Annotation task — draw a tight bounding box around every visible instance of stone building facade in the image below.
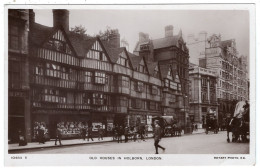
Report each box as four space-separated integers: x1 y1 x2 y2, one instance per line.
189 64 218 128
187 32 249 125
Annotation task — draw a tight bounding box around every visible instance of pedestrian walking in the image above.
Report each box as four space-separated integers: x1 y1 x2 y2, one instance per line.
112 125 118 141
140 125 146 141
145 125 149 137
87 126 94 141
133 126 138 142
98 125 103 140
154 120 165 154
81 126 87 140
195 124 198 131
55 125 62 146
124 126 129 143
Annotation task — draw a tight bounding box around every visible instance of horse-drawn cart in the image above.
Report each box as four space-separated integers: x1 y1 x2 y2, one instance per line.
227 100 249 143
205 112 218 134
152 116 181 137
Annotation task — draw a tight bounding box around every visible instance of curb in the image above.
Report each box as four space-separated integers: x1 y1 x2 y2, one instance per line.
8 136 154 152
8 131 211 152
8 139 116 153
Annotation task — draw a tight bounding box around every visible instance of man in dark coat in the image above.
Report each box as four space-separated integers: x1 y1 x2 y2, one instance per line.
124 126 129 143
154 120 165 154
55 126 62 145
38 125 45 144
81 126 87 141
98 125 103 140
117 126 123 143
18 129 27 146
87 126 94 141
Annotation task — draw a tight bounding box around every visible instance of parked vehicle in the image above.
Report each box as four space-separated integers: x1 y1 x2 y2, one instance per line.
152 116 178 137
205 113 218 134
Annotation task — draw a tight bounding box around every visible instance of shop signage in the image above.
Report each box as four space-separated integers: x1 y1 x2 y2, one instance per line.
33 110 90 115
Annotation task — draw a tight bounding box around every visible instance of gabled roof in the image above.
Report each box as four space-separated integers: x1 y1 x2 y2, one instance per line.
159 64 171 79
29 23 53 46
147 61 158 74
152 36 179 49
107 47 125 63
128 53 142 69
30 22 113 59
67 32 88 57
101 41 133 66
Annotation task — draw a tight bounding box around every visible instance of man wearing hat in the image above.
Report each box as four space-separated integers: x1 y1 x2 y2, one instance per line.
154 120 165 154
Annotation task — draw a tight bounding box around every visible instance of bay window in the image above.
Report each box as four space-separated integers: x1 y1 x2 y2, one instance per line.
93 93 107 105
121 76 129 87
95 72 107 84
135 81 144 92
151 85 158 95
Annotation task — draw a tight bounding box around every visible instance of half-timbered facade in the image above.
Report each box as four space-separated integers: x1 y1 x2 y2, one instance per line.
8 9 191 142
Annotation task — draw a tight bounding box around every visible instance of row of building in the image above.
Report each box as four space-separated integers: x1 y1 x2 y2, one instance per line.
8 9 249 143
187 32 249 128
8 9 189 142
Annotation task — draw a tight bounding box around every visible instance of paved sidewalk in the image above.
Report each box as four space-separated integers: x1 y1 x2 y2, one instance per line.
191 128 206 134
8 130 207 152
8 134 154 151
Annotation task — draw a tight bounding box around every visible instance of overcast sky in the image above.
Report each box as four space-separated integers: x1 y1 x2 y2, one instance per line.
34 9 249 58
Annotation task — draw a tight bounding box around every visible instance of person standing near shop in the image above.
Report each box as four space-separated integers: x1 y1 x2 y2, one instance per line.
38 124 45 144
98 125 103 141
55 125 62 146
154 120 165 154
124 126 129 143
87 126 94 141
117 126 123 143
81 126 87 141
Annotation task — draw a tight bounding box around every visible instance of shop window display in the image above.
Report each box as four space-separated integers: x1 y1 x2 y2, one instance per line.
57 121 88 137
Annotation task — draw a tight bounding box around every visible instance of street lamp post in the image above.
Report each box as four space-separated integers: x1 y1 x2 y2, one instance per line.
183 94 188 133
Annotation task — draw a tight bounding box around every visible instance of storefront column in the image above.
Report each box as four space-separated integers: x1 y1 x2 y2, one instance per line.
24 98 31 142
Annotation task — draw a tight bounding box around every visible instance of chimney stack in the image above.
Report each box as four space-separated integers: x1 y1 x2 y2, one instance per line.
139 32 149 43
108 29 120 48
29 9 35 23
53 9 70 32
165 25 173 37
198 31 207 41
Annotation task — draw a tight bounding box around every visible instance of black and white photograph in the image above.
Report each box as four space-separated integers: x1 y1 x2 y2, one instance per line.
4 3 256 166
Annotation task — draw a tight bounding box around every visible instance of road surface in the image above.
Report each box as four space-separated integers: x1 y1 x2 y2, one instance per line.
12 131 249 154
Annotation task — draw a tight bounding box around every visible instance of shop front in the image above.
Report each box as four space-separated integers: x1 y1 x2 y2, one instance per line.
128 110 161 132
91 112 115 137
32 109 90 141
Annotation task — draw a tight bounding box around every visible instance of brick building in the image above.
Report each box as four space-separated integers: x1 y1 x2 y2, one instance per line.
133 25 190 130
